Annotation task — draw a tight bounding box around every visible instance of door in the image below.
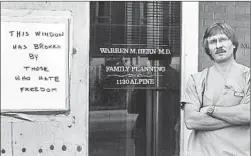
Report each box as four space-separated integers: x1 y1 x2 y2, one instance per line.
89 2 181 156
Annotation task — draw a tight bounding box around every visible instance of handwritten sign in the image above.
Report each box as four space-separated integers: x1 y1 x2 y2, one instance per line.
1 16 70 111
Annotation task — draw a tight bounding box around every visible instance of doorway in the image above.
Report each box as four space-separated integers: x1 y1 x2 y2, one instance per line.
89 2 181 156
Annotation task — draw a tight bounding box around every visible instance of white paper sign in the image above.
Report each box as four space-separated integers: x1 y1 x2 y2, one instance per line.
1 20 69 111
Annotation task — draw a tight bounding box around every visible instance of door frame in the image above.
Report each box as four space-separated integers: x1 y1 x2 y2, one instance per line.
180 2 199 156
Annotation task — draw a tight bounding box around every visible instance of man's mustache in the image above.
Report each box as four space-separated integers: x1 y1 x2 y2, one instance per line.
215 49 226 54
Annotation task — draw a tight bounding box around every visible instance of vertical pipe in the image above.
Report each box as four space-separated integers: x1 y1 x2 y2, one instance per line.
11 122 14 156
125 2 135 155
146 2 163 156
146 2 153 156
146 2 154 156
146 90 153 156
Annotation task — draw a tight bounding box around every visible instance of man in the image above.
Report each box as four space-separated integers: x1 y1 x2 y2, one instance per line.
181 22 250 156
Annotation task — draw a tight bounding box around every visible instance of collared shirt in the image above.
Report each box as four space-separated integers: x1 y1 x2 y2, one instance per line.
181 62 250 156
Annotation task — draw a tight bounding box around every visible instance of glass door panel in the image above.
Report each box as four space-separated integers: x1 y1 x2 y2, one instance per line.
89 2 181 156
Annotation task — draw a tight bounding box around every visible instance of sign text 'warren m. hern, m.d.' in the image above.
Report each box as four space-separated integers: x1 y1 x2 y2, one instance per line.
100 47 172 89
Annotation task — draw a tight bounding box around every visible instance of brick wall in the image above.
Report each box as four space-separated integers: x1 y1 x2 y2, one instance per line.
199 2 250 71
